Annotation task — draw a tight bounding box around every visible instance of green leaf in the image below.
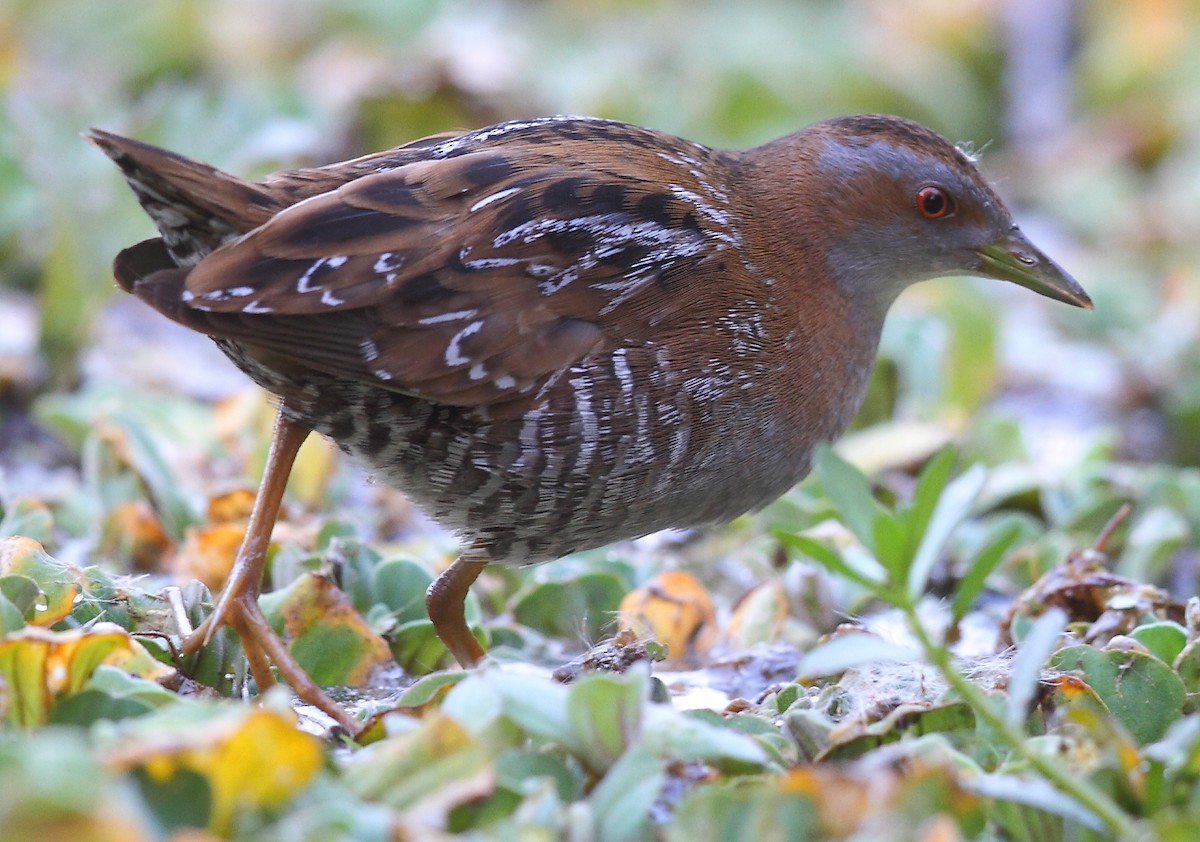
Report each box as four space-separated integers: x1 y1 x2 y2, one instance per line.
341 712 488 811
950 520 1022 624
686 710 793 767
871 512 911 582
1006 608 1067 727
0 575 40 621
0 594 24 633
905 447 957 543
774 531 883 590
49 689 155 725
815 445 892 554
1131 621 1188 666
1051 645 1186 745
483 669 575 750
589 742 664 842
643 708 770 773
327 537 384 615
907 463 986 600
512 571 626 641
395 670 468 709
969 773 1105 832
665 778 817 842
371 558 433 625
566 668 648 772
821 703 977 761
0 537 81 626
495 750 582 803
0 499 55 544
1172 640 1200 712
390 617 485 675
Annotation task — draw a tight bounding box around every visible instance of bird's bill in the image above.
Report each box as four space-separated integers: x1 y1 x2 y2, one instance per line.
975 229 1093 310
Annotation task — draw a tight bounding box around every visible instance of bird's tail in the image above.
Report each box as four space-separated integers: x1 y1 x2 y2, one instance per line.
86 129 285 274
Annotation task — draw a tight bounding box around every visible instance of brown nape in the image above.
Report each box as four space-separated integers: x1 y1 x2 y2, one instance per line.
93 113 1089 735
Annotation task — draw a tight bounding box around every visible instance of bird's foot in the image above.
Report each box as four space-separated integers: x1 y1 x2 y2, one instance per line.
180 582 362 736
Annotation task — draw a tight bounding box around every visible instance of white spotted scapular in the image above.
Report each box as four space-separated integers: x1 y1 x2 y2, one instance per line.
90 113 1090 734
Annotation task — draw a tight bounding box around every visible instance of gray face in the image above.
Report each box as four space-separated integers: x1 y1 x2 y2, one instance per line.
815 134 1018 313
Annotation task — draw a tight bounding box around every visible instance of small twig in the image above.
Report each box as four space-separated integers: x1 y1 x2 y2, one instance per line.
164 585 193 638
1093 502 1132 554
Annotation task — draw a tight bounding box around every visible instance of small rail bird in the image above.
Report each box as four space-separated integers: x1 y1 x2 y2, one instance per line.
90 114 1091 733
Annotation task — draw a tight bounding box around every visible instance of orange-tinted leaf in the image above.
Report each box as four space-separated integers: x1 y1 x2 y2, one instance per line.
205 489 256 524
262 572 395 686
0 536 82 626
618 571 715 664
176 523 246 592
102 500 174 572
0 623 171 726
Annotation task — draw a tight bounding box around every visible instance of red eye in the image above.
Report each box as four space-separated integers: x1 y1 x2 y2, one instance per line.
915 185 954 219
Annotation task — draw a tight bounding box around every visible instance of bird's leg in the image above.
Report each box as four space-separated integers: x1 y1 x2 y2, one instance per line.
426 551 488 666
180 406 359 734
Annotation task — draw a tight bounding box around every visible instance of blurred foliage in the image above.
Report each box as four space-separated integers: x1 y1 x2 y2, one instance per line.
4 0 1200 839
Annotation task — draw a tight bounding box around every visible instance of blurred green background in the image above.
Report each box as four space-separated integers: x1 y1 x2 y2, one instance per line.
1 0 1199 463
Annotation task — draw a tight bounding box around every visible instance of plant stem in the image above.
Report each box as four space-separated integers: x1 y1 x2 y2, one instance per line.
902 602 1136 837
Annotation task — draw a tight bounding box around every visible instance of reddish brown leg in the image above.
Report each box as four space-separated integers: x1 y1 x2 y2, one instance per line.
426 553 488 666
180 406 359 735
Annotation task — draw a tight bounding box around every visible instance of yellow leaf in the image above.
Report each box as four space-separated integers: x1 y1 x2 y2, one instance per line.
204 708 324 834
618 571 716 664
0 536 83 626
0 623 167 726
109 706 323 836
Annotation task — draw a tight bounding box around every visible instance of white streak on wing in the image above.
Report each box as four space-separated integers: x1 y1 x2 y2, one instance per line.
374 252 403 273
445 320 484 366
525 263 558 278
461 254 523 270
468 362 488 381
495 374 517 390
296 258 326 293
430 115 594 157
242 299 273 314
469 187 520 212
321 289 345 307
668 185 737 242
296 255 348 294
418 308 478 325
203 285 254 301
490 213 707 301
361 338 380 362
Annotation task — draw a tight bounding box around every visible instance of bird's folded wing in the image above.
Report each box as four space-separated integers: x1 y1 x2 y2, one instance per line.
153 145 736 406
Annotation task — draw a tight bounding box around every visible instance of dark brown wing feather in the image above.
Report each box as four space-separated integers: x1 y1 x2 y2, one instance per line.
100 118 742 407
